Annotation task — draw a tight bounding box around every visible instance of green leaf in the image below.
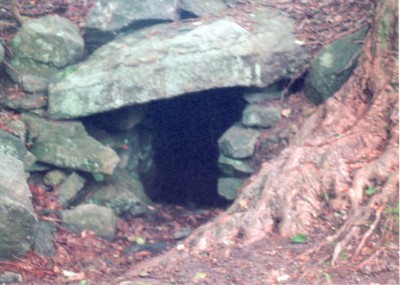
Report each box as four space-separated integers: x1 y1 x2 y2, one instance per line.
323 192 329 202
384 207 393 214
322 272 331 283
395 202 400 215
365 186 377 196
193 272 207 280
135 236 146 245
290 233 307 243
339 251 348 261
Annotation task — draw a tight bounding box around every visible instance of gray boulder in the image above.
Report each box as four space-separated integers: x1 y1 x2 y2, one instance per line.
304 27 368 104
85 123 157 198
0 272 22 283
217 177 244 200
0 153 36 260
218 154 255 177
84 0 177 52
22 114 120 174
242 104 281 128
48 6 307 118
180 0 228 17
6 15 84 93
43 169 68 187
58 172 86 207
1 121 37 171
0 129 27 161
82 169 150 216
33 221 56 257
0 153 33 211
62 204 118 241
0 125 36 171
218 125 260 159
0 118 26 143
2 93 47 111
243 83 283 104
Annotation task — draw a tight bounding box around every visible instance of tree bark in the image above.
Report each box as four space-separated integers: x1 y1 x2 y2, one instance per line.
10 0 24 26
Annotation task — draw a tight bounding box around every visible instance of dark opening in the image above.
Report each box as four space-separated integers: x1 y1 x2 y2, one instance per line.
146 88 246 207
288 77 305 94
178 9 199 20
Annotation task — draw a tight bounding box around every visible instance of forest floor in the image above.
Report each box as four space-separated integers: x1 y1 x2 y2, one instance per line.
0 1 398 284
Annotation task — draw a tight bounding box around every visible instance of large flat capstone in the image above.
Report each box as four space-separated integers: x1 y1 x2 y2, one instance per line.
48 6 307 119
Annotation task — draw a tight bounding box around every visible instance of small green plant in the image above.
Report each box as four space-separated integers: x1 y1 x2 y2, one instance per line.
290 233 307 243
323 192 329 202
339 250 348 261
384 207 393 214
193 272 207 281
395 202 400 215
365 185 377 195
383 202 400 234
384 202 400 215
322 272 331 283
334 210 347 219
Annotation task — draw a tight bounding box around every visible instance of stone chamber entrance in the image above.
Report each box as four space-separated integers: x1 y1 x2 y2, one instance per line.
145 88 247 207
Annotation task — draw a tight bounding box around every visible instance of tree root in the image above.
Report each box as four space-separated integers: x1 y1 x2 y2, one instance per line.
355 247 385 271
293 182 397 268
354 205 383 257
121 2 398 281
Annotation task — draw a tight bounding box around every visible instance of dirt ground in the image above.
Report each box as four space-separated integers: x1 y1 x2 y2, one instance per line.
0 1 398 284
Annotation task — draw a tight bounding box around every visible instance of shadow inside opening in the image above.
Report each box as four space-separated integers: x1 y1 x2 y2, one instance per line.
147 88 246 207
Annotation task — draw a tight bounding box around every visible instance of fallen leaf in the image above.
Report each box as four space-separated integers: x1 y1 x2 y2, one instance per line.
277 274 290 282
281 109 292 118
297 255 311 261
290 233 307 243
62 270 86 281
135 236 146 245
295 40 305 45
238 199 248 209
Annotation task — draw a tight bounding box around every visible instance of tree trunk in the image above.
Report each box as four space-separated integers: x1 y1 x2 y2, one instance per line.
186 0 398 257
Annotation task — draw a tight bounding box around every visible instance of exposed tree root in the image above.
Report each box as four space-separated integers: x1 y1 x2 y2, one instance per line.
120 1 398 281
355 247 385 271
185 63 398 254
294 202 387 267
183 0 399 270
354 205 383 257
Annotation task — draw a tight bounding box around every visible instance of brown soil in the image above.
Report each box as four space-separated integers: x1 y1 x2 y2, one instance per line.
0 1 398 285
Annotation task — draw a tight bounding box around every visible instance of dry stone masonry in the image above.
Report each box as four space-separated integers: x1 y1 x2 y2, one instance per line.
6 15 84 93
0 0 364 260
